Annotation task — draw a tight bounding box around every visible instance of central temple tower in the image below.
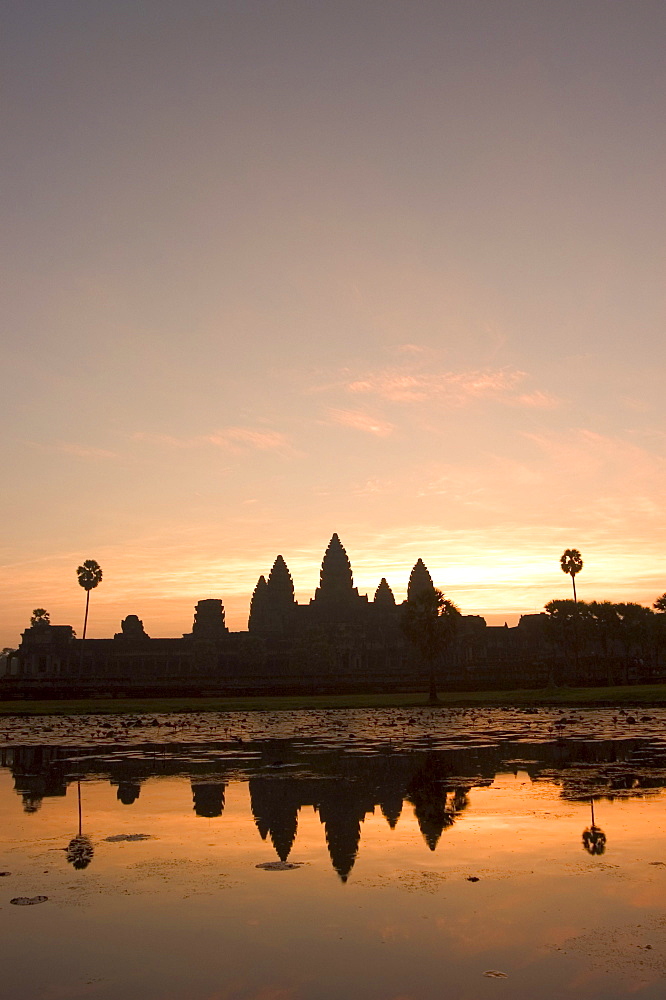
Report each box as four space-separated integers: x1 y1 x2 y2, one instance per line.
313 533 358 603
309 533 368 623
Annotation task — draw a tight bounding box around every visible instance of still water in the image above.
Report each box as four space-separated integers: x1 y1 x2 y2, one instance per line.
2 707 666 1000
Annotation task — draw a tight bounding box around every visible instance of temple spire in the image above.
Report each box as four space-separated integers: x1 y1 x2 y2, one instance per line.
248 575 268 631
266 555 295 605
249 556 296 634
373 578 395 607
407 559 435 603
317 533 355 599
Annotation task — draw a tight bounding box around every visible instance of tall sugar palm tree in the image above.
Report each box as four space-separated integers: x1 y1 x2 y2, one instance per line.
560 550 583 679
560 549 583 603
77 560 103 640
582 798 606 856
66 780 94 870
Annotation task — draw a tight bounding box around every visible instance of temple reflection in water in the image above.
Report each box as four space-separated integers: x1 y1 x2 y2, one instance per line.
3 729 663 881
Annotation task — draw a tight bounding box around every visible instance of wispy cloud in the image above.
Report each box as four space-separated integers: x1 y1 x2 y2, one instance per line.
346 366 559 408
27 441 118 460
525 428 666 484
131 432 193 449
204 427 292 453
57 442 118 460
511 390 559 408
328 409 394 437
133 426 295 455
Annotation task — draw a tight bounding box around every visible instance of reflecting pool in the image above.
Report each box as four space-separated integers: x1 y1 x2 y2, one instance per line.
2 707 666 999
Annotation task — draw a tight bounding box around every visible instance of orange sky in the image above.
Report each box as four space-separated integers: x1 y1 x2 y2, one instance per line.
2 1 665 646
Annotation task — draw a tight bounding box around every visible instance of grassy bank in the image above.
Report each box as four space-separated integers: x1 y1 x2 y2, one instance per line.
2 683 666 715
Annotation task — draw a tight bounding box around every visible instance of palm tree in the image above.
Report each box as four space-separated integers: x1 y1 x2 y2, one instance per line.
560 549 583 603
559 550 583 680
30 608 50 627
66 781 94 869
77 560 103 640
582 798 606 856
653 594 666 670
401 588 461 703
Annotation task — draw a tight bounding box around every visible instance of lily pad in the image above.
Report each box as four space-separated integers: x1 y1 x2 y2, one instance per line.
10 896 48 905
103 834 153 842
483 970 508 978
255 861 304 871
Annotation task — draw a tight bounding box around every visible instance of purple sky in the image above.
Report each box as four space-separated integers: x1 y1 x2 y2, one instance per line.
2 1 665 644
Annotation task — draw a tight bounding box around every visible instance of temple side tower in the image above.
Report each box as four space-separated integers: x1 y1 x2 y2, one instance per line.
248 575 269 632
189 599 228 639
267 555 296 605
407 559 436 603
249 556 297 634
373 578 396 607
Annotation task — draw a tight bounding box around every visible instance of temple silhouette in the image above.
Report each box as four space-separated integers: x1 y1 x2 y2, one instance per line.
2 533 661 697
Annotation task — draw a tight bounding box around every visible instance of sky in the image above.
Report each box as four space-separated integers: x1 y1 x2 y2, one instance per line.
2 0 665 646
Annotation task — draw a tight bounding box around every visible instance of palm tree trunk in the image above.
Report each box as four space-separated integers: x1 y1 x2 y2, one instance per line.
428 659 439 704
82 590 90 640
571 573 580 680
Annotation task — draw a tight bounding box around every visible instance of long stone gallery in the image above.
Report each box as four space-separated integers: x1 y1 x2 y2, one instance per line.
2 535 659 698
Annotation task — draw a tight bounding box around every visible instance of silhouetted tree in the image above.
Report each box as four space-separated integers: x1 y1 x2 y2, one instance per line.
588 600 621 685
544 599 585 681
66 780 94 869
615 602 654 683
30 608 50 627
654 594 666 613
560 549 583 603
653 594 666 669
559 550 583 677
402 588 461 703
77 560 103 640
582 799 606 855
66 833 94 869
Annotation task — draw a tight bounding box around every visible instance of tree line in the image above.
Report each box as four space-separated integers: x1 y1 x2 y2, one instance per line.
400 547 666 697
544 597 666 685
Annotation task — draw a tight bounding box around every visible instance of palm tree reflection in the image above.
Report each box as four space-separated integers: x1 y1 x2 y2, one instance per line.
66 780 94 869
582 798 606 855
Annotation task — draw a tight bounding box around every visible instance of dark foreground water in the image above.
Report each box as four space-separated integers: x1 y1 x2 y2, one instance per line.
2 707 666 1000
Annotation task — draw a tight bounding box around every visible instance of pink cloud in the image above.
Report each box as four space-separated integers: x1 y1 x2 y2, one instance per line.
132 432 193 448
511 390 560 408
328 408 394 437
27 440 118 460
57 442 118 459
204 427 292 453
133 427 294 454
346 366 556 408
524 428 666 486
